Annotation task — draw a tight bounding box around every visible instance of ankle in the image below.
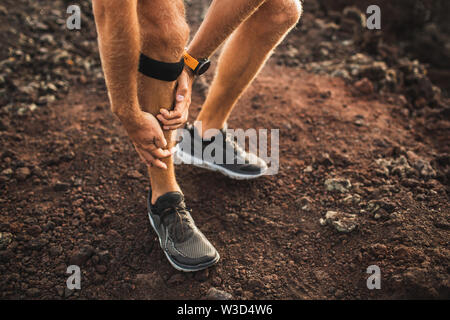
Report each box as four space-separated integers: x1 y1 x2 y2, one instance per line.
194 120 226 139
151 185 181 205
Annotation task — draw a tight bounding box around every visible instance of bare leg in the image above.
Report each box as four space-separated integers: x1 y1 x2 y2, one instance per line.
195 0 302 136
137 0 189 203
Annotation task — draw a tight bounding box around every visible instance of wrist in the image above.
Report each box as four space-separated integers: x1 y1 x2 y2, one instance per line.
184 65 194 76
112 103 143 130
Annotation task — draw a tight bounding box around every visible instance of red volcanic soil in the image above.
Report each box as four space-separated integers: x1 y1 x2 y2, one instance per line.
0 0 448 299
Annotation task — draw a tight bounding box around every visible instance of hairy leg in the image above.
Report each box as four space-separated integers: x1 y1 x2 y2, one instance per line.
137 0 189 203
196 0 302 136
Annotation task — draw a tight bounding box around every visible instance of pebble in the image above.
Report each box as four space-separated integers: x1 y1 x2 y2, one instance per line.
194 269 209 282
15 167 31 181
224 213 239 222
95 265 107 274
0 232 13 250
206 287 233 300
167 273 185 285
69 246 95 266
54 181 70 191
324 178 352 193
321 211 358 233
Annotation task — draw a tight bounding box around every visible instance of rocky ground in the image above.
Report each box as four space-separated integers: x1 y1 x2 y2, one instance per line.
0 0 449 299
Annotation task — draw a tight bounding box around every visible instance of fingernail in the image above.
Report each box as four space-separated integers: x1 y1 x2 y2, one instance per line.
176 95 184 101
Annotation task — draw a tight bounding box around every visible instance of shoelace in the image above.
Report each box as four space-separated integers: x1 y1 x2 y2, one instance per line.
160 205 194 242
222 130 248 161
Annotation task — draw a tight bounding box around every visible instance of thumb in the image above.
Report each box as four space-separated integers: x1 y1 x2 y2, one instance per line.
154 128 168 149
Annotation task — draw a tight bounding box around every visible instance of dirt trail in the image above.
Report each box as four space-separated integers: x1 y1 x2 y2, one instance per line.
0 0 449 299
1 60 449 299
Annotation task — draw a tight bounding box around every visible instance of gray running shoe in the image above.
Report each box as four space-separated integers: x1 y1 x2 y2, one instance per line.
147 190 220 272
175 123 268 180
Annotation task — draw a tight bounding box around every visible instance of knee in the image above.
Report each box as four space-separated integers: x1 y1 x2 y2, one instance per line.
93 0 133 25
139 3 189 59
92 0 107 24
263 0 303 31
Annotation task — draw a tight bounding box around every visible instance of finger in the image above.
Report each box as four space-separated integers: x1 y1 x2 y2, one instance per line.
163 124 184 131
160 108 182 120
147 147 173 159
134 146 148 163
157 114 184 126
174 87 190 112
135 147 162 169
139 148 168 170
175 74 189 101
153 130 168 149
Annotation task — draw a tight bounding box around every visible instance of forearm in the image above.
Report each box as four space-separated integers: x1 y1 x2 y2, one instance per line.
187 0 266 58
93 1 142 125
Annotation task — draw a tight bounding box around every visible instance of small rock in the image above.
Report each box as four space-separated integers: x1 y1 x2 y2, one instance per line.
358 62 387 81
335 289 345 299
49 246 61 257
317 153 333 166
15 167 31 181
0 232 13 250
368 243 388 257
1 168 13 178
69 246 95 266
101 214 112 225
224 213 238 222
324 178 352 193
27 288 40 297
297 196 312 211
341 194 361 205
194 269 209 282
167 273 185 285
321 211 358 233
248 278 265 290
394 245 412 259
95 265 107 274
0 5 8 15
135 272 163 289
401 178 420 188
26 225 42 237
406 151 436 178
314 270 330 281
354 78 374 95
353 115 365 126
64 288 75 298
206 287 233 300
376 156 415 178
54 181 70 192
90 217 101 228
56 286 65 297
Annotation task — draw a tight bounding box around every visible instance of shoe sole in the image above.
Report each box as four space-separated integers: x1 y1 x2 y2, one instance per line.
147 202 220 272
174 148 268 180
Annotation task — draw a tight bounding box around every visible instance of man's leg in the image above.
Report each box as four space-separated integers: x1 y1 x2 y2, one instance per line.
137 0 189 204
196 0 303 135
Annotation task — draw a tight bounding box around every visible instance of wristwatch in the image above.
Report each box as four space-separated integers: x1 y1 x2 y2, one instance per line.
183 51 211 76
